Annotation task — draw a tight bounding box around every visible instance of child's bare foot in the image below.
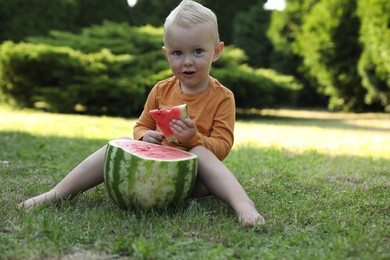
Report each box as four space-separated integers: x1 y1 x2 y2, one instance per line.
235 199 266 227
18 190 57 211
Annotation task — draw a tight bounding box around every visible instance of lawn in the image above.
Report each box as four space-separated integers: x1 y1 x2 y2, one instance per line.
1 106 389 259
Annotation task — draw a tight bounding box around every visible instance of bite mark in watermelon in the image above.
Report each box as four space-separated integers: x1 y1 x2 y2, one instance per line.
104 139 197 210
149 104 188 143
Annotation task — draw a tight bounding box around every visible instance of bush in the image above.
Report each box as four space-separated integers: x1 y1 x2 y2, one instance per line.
27 22 168 93
0 42 146 117
27 22 164 55
212 47 302 109
0 23 303 116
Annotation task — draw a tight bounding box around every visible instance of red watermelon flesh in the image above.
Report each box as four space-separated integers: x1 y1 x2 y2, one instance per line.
149 104 188 143
116 140 190 160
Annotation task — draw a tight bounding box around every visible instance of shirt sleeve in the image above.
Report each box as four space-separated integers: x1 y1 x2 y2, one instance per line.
181 91 235 161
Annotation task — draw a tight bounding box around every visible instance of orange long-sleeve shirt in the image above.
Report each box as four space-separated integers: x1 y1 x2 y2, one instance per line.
133 76 235 161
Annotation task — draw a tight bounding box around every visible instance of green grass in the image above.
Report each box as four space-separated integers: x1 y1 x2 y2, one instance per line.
1 106 389 259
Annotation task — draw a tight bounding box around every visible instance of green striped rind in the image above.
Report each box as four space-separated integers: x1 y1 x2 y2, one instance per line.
177 104 188 118
104 139 198 210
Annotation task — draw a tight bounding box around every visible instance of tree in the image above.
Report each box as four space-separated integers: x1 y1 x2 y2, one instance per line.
267 0 326 107
130 0 180 27
232 0 273 68
0 0 132 42
295 0 366 111
0 0 79 41
357 0 390 111
76 0 131 28
267 0 315 76
203 0 255 44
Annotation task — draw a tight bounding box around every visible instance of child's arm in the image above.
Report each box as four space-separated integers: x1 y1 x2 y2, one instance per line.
177 94 235 161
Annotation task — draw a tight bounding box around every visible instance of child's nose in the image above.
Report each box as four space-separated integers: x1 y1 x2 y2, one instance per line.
183 55 193 66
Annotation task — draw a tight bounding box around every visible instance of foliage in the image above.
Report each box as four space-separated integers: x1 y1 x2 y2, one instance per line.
212 47 302 109
230 1 304 107
130 0 180 27
26 22 160 55
131 0 256 44
268 0 389 112
0 0 131 42
0 23 168 117
26 22 168 85
267 0 326 107
75 0 131 28
1 107 389 259
0 41 146 116
1 0 388 112
267 0 315 77
295 0 365 111
0 0 78 42
357 0 390 111
232 0 273 68
204 0 255 44
0 0 256 45
0 22 302 116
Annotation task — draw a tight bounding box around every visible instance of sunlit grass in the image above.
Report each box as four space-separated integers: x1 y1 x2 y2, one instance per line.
1 106 389 259
235 109 390 159
0 106 136 140
2 106 389 159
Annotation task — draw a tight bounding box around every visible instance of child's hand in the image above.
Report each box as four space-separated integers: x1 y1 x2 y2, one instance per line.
142 130 165 144
170 118 197 144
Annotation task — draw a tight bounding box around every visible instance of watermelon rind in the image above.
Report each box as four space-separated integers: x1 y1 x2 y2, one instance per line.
175 104 188 118
104 139 198 210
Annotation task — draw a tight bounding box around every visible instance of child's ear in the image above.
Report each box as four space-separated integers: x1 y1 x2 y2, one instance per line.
162 46 168 59
213 41 224 62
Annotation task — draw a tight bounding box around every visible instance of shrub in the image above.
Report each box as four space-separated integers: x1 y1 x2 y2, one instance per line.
27 22 164 55
0 23 303 116
0 42 146 117
212 47 302 109
27 22 168 95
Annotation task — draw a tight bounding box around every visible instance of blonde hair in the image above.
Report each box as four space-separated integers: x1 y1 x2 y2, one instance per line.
164 0 220 44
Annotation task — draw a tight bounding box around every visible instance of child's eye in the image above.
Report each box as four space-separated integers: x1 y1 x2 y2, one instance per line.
172 51 182 56
193 49 204 56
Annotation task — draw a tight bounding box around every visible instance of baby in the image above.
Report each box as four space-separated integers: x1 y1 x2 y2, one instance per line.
20 0 266 227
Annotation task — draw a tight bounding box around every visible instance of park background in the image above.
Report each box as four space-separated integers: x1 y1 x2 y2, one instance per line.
0 0 389 259
0 0 388 115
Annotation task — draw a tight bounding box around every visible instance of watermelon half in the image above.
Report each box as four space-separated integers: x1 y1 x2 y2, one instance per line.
149 104 188 143
104 139 198 210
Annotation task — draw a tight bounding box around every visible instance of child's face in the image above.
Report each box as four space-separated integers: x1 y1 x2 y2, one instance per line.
162 22 224 93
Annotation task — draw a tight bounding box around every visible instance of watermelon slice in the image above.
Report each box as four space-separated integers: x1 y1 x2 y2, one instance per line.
149 104 188 143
